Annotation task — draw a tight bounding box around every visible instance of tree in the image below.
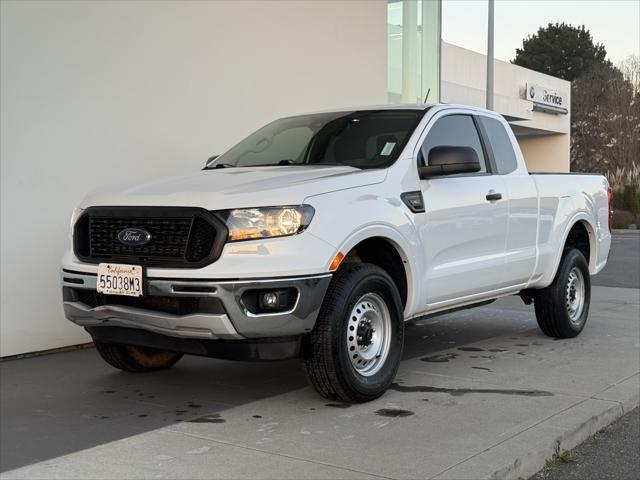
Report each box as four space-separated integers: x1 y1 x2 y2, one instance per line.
512 24 638 176
512 23 607 81
571 57 639 173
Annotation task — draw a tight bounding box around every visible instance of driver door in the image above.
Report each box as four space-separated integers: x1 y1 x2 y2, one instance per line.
416 113 509 307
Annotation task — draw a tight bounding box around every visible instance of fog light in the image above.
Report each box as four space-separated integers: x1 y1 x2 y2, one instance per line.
262 292 280 308
241 288 298 315
259 290 289 311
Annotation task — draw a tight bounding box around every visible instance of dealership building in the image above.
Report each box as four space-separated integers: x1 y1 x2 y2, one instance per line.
1 0 571 356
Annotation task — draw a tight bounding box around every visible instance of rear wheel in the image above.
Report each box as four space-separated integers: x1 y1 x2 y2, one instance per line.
303 263 404 403
534 248 591 338
94 341 183 372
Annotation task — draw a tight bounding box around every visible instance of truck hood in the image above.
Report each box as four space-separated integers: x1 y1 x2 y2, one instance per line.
80 165 386 210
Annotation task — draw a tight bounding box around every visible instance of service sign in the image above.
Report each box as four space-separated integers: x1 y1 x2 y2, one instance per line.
526 83 568 114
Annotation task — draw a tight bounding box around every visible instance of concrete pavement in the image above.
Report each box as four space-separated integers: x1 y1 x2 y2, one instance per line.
2 285 638 479
0 295 544 472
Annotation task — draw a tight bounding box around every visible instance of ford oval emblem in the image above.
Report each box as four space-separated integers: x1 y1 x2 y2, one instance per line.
117 228 152 246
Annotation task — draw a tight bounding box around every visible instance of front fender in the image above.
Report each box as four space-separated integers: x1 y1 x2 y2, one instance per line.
304 184 424 316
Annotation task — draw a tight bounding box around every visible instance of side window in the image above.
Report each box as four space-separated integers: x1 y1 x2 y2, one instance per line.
420 115 487 173
478 116 518 174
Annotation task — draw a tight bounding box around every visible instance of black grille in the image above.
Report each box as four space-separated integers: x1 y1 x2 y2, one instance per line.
186 217 218 262
74 207 227 268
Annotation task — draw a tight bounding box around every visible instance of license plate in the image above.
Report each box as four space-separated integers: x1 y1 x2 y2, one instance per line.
97 263 143 297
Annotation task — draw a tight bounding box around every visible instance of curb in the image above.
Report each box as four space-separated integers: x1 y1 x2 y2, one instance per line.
435 374 640 480
443 374 640 480
0 343 94 362
501 391 638 480
612 229 640 234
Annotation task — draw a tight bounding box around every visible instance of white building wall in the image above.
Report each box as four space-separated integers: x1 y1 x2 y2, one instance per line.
0 1 388 356
518 134 570 172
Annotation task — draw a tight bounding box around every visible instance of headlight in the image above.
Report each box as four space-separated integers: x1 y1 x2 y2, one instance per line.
69 207 84 235
217 205 315 242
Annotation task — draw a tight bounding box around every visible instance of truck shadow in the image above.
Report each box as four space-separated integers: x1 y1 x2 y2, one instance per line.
1 298 539 472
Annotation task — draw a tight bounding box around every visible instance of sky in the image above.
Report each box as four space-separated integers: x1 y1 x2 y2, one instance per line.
441 0 639 65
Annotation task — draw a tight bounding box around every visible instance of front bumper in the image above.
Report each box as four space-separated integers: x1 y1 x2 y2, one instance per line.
61 270 332 340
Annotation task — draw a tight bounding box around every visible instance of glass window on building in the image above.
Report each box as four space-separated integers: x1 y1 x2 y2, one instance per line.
388 0 441 104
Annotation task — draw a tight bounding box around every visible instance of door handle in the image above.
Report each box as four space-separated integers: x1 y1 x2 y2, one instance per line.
486 191 502 201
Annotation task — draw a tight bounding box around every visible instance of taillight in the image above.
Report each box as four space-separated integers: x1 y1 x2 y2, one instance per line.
607 187 613 232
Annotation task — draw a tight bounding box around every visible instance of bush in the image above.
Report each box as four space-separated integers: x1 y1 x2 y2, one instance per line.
622 185 640 214
612 210 634 229
612 188 626 210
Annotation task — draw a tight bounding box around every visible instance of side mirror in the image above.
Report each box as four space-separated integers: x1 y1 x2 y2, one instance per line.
204 155 219 169
418 146 481 179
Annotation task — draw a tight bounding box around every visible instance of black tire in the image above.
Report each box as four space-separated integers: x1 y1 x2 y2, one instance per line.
303 263 404 403
94 341 183 372
534 248 591 338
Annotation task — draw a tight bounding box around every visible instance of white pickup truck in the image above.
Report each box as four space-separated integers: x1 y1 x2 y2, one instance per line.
62 104 612 402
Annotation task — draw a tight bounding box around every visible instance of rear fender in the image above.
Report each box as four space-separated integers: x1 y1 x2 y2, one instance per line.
539 214 597 288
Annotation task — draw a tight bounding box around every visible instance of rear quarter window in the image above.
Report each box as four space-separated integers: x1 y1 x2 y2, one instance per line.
479 116 518 174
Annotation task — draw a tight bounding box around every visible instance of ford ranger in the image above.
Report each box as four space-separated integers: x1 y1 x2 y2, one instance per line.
61 104 612 402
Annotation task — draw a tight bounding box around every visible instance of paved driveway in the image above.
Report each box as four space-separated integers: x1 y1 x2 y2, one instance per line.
1 299 539 472
1 233 638 478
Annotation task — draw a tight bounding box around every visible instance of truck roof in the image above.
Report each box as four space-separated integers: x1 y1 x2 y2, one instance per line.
307 103 500 116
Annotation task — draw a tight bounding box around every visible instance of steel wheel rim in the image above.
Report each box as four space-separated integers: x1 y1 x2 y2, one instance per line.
566 267 585 326
346 293 392 377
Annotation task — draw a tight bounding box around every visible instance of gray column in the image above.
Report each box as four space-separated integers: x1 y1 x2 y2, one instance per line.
421 0 441 103
401 0 418 103
486 0 494 110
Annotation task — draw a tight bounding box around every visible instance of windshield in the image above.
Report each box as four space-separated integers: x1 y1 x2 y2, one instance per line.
209 109 426 170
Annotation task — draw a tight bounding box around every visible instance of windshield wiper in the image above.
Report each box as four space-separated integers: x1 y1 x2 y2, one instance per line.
248 160 298 167
205 162 236 170
305 162 361 169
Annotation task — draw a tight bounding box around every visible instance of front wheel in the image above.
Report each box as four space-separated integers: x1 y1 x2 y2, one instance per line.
534 248 591 338
303 263 404 403
94 341 183 372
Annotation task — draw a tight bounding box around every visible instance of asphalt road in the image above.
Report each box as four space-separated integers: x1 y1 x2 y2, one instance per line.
530 407 640 480
592 232 640 289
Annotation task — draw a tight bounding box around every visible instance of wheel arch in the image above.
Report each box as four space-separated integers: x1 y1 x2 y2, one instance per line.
564 220 595 267
548 216 598 284
335 226 417 315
